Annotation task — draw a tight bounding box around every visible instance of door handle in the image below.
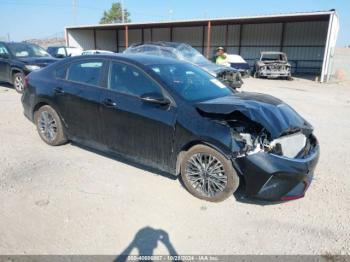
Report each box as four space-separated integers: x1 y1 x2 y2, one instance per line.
102 98 117 108
54 87 65 94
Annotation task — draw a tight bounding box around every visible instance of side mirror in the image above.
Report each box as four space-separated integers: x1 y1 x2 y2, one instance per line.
55 54 65 58
141 92 171 106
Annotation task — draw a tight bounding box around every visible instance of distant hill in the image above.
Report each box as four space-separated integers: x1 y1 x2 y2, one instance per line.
24 37 66 49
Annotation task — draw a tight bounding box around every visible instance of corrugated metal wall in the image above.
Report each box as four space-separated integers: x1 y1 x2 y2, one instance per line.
240 23 283 65
152 28 171 42
173 26 203 53
96 30 117 52
68 19 329 75
68 29 95 50
203 25 240 57
117 29 126 52
282 21 328 73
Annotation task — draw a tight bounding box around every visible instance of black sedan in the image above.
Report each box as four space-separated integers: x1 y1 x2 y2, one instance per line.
21 54 319 202
0 41 57 93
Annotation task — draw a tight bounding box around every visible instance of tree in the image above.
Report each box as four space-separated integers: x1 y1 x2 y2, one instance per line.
99 2 131 24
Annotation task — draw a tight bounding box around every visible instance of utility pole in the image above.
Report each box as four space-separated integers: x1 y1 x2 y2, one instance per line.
7 33 10 42
72 0 77 25
121 0 125 23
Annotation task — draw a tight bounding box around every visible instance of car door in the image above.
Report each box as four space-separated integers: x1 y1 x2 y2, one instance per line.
53 59 106 145
0 43 11 83
99 60 177 170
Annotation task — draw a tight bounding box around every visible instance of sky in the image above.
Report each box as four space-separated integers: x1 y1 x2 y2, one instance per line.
0 0 349 46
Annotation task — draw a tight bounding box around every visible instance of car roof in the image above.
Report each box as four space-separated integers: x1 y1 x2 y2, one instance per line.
129 41 187 49
0 41 20 45
260 51 286 55
62 53 184 66
83 50 114 52
1 41 38 46
47 46 66 48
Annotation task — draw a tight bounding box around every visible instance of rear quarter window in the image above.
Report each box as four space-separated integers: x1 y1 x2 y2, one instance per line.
55 66 67 79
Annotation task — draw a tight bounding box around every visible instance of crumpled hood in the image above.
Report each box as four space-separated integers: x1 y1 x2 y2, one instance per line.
196 92 313 139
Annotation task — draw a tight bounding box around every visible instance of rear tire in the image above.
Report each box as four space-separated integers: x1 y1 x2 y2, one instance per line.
13 72 25 94
34 105 67 146
180 145 239 202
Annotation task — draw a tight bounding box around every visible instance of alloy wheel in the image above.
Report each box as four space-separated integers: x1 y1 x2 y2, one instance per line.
14 75 24 92
38 111 58 142
185 153 228 197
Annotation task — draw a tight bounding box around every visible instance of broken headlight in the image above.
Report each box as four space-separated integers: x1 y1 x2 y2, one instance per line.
232 128 308 159
268 133 307 158
231 131 262 156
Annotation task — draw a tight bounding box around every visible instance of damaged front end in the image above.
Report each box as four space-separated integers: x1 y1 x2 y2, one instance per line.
196 92 320 201
216 69 243 89
258 63 291 78
198 61 243 89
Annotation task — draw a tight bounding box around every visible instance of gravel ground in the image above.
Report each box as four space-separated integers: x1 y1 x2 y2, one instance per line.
0 77 349 256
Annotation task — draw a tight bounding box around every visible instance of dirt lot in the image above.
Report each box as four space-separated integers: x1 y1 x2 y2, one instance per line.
0 77 349 256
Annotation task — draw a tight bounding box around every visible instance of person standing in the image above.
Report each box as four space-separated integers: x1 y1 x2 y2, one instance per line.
215 47 230 66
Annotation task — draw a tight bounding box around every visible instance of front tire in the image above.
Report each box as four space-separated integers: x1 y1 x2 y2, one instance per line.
180 145 240 202
34 105 67 146
13 72 25 94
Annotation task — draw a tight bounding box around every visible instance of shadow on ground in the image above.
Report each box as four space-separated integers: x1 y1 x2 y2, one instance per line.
72 142 284 206
114 226 180 262
0 82 14 90
71 142 178 181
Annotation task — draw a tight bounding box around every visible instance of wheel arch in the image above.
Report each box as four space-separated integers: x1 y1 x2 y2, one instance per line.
32 99 67 128
175 140 232 176
10 68 24 84
32 101 49 119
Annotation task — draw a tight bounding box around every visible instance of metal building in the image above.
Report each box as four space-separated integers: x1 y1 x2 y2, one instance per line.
65 10 339 82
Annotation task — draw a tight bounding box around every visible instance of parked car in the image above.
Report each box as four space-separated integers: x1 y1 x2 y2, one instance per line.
124 42 243 89
226 54 251 78
47 46 82 58
254 51 292 79
22 54 319 202
0 41 57 93
82 50 114 55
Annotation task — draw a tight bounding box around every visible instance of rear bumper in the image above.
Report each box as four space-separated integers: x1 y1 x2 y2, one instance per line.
234 141 320 201
21 89 35 122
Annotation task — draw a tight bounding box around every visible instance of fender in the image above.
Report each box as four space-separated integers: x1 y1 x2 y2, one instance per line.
174 139 234 176
32 96 68 130
10 67 24 83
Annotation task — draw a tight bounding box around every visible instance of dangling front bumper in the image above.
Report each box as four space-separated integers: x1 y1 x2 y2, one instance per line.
234 135 320 201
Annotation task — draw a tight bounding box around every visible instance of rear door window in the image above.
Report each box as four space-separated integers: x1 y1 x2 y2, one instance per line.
67 60 104 86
